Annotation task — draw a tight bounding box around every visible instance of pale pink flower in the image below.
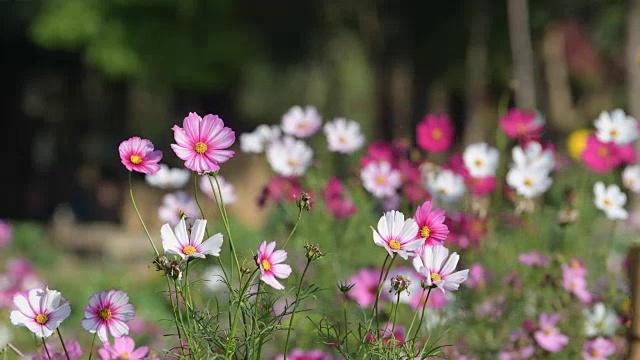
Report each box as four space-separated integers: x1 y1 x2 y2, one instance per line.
118 137 163 174
533 313 568 353
171 112 235 173
161 218 223 260
158 191 200 227
413 201 449 247
412 245 469 293
465 263 486 289
10 286 71 338
81 290 135 342
34 340 83 360
323 117 365 153
361 161 402 199
518 252 550 267
256 241 292 290
98 336 148 360
346 268 380 308
582 337 616 360
372 211 420 259
281 105 322 138
562 263 592 303
199 175 237 205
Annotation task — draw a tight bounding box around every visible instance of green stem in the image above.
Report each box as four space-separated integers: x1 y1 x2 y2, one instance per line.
174 279 194 357
405 288 426 338
282 208 303 248
226 270 259 359
390 292 401 339
208 175 241 278
251 281 262 360
41 338 51 360
165 275 185 356
283 260 312 358
55 329 70 360
87 333 96 360
343 297 349 354
128 173 160 256
7 344 26 358
413 287 433 339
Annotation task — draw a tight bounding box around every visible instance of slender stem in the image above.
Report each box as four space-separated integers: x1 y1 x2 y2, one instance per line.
343 297 349 354
41 338 51 360
128 173 159 256
374 255 396 338
413 287 433 339
282 208 303 248
165 275 185 356
173 279 194 357
7 343 25 358
87 333 96 360
250 281 262 360
208 175 241 278
226 270 259 359
283 260 312 358
405 288 426 337
390 292 401 338
55 329 70 360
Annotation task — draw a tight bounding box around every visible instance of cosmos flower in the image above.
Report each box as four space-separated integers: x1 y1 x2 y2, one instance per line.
416 114 454 153
199 175 237 205
161 218 223 260
594 109 638 145
81 290 135 342
361 161 402 199
428 169 466 203
118 137 163 174
582 337 616 360
463 142 500 178
266 136 314 177
533 313 569 353
583 303 619 337
413 201 449 246
98 336 148 360
412 245 469 293
622 165 640 193
499 108 545 139
281 105 322 138
581 135 621 174
256 241 292 290
10 286 71 338
145 164 190 190
506 165 553 199
158 191 200 227
323 117 365 153
593 182 628 220
240 124 281 153
372 211 421 259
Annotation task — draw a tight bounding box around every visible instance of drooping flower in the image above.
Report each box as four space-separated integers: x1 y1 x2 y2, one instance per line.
323 117 365 153
266 136 314 177
158 191 200 227
622 165 640 193
33 340 83 360
361 161 402 199
199 175 237 205
593 182 628 220
581 135 621 173
413 201 449 246
412 245 469 293
10 286 71 338
81 290 135 342
583 303 619 337
463 142 500 178
533 313 569 353
118 137 163 174
372 211 421 259
594 109 639 145
256 241 292 290
239 124 281 153
428 169 466 203
145 164 190 190
416 114 454 153
281 105 322 138
98 336 148 360
582 337 617 360
161 218 223 260
171 112 235 173
499 109 545 139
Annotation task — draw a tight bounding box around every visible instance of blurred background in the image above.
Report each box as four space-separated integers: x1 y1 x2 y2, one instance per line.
1 0 638 224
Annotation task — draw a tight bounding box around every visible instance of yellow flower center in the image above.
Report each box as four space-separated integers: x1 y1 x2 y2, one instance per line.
120 353 130 359
524 178 533 187
610 129 619 138
183 246 197 255
99 308 112 321
261 259 271 271
432 128 442 140
430 273 441 282
376 175 387 185
420 226 431 238
598 146 609 157
194 142 208 154
388 239 401 250
474 159 483 167
338 135 347 144
287 158 299 167
603 199 612 208
35 313 48 324
297 122 308 130
129 154 142 165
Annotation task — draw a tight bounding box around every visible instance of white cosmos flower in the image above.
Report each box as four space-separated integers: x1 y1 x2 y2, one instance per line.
158 191 200 227
594 109 639 145
506 165 553 198
360 161 401 199
199 175 237 205
240 124 281 153
372 210 421 260
428 169 466 203
323 118 365 153
281 105 322 138
145 164 190 190
622 165 640 193
161 218 223 260
512 142 555 173
463 142 500 178
593 182 628 220
266 136 314 177
412 245 469 293
583 302 619 337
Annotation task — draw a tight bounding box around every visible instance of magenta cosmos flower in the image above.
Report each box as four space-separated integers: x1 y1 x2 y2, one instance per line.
412 245 469 293
346 267 380 308
256 241 292 290
10 286 71 338
413 201 449 247
499 108 544 139
98 336 148 360
161 218 223 260
416 114 454 153
580 135 621 173
533 313 568 353
81 290 135 342
118 137 163 174
171 112 235 173
372 210 421 259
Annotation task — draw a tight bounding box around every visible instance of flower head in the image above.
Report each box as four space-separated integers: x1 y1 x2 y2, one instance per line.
145 164 190 190
623 165 640 193
499 109 545 139
533 313 569 353
158 191 200 227
33 340 83 360
428 169 466 203
412 245 469 293
346 268 380 308
413 201 449 246
582 337 616 360
581 135 621 173
506 165 553 199
161 218 223 260
281 105 322 138
240 124 281 153
583 303 619 337
10 286 71 338
361 161 402 199
118 137 163 174
463 142 500 178
82 290 135 342
594 109 638 145
171 112 235 173
324 117 365 153
256 241 292 290
593 182 628 220
98 336 148 360
416 114 454 153
266 136 314 177
372 211 421 259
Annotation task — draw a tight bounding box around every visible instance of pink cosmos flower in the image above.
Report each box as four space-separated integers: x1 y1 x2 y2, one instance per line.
275 349 333 360
367 322 405 347
361 161 402 199
0 258 43 307
256 241 292 290
465 263 486 289
533 313 568 353
281 105 322 138
372 211 421 259
118 137 162 174
0 220 12 248
171 112 235 173
582 337 616 360
322 177 356 219
34 340 83 360
617 142 637 164
10 286 71 338
412 245 469 293
466 176 497 197
413 201 449 247
346 268 380 308
161 218 223 260
416 114 454 153
158 191 200 227
98 336 148 360
499 109 544 139
258 176 301 207
581 135 621 173
360 140 405 167
499 329 535 360
81 290 135 342
562 263 592 303
518 252 550 267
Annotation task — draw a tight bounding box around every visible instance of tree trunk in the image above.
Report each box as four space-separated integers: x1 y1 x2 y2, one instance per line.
508 0 537 110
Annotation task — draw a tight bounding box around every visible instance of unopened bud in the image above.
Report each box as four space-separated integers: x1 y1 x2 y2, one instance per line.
337 281 355 294
390 275 411 295
305 244 324 261
296 192 313 211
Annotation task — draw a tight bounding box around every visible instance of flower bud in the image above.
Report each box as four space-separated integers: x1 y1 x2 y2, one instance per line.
390 275 411 295
305 244 324 261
